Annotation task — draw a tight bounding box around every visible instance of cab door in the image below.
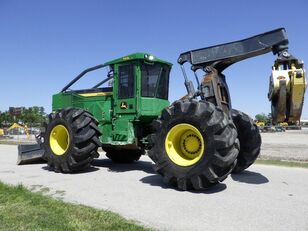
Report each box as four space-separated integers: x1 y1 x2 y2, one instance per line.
112 63 138 143
114 63 137 114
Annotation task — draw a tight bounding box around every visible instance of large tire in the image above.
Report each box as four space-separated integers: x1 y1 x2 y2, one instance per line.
231 109 261 173
44 108 101 172
103 147 142 163
148 100 239 190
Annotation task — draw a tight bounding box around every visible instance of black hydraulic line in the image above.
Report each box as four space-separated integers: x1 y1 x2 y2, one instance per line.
180 65 189 82
178 28 289 72
181 65 195 96
193 72 200 90
61 64 106 92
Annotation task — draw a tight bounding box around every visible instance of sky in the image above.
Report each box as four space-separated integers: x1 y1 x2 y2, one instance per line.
0 0 307 119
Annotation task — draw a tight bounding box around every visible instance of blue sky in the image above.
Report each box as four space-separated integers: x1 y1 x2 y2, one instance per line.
0 0 307 119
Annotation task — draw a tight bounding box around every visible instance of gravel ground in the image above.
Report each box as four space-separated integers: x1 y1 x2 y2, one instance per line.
0 134 36 144
259 129 308 161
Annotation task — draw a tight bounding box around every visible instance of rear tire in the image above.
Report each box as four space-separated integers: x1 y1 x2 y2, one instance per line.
44 108 101 172
231 109 261 173
103 147 142 163
148 100 239 190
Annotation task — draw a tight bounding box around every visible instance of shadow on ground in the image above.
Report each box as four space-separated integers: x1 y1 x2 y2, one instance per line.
42 166 100 174
41 158 154 175
92 158 155 174
231 170 269 184
94 158 227 193
41 158 266 193
140 174 227 194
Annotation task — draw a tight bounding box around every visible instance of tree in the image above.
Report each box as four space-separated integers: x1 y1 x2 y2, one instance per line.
0 111 14 126
266 113 272 125
20 106 46 127
255 113 268 122
0 106 46 127
255 113 272 125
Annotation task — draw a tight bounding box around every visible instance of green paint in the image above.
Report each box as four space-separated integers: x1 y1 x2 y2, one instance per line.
104 52 172 66
52 53 171 150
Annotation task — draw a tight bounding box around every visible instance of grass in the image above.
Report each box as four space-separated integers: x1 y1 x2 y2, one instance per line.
0 140 34 145
0 182 152 231
256 159 308 169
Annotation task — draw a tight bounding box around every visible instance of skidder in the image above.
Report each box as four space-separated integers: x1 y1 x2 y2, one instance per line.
18 28 306 190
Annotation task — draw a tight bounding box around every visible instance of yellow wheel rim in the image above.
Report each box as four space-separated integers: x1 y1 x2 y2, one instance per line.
49 125 70 156
165 123 205 167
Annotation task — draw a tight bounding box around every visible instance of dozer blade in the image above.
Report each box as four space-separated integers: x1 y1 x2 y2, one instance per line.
17 143 46 165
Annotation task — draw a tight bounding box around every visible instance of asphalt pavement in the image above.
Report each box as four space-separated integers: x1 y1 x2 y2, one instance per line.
0 144 307 231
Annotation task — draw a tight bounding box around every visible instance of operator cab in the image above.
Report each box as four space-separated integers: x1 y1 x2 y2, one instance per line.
61 53 171 101
104 53 172 120
105 53 172 100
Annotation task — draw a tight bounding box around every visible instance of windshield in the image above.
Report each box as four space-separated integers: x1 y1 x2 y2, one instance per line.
141 63 170 100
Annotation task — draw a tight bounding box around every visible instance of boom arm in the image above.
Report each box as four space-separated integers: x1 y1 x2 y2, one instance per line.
178 28 288 72
177 28 306 124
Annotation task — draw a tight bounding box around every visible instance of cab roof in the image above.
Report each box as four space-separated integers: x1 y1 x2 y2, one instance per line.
104 52 172 66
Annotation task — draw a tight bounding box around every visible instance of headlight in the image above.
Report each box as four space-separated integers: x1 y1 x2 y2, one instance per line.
145 54 155 61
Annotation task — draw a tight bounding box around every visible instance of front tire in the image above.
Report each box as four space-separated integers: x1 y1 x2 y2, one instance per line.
44 108 101 172
231 109 261 173
148 100 239 190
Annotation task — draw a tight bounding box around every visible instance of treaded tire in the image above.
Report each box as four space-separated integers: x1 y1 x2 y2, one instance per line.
103 147 142 163
44 108 101 172
148 100 239 190
231 109 261 173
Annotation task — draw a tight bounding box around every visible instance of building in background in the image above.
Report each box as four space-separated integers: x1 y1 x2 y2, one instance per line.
9 107 25 116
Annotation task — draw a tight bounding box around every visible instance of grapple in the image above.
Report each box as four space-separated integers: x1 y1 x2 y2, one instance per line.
268 53 307 124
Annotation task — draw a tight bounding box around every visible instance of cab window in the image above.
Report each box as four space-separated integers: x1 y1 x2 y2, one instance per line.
118 65 134 99
141 63 170 99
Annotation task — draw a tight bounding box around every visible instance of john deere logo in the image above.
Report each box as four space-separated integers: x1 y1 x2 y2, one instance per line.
120 102 128 109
